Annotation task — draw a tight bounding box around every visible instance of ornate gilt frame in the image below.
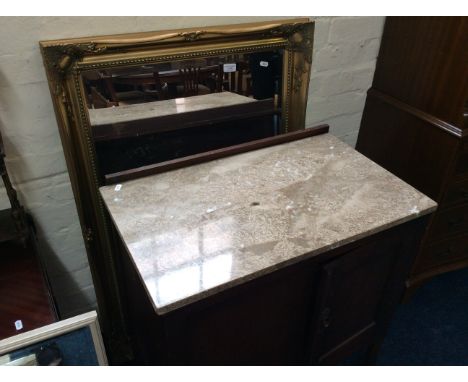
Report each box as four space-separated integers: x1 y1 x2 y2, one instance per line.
40 18 314 361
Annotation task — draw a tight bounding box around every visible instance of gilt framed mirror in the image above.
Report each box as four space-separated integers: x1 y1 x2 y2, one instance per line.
40 18 314 361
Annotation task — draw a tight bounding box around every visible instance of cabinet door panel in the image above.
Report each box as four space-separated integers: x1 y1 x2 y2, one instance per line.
309 240 398 364
164 261 318 365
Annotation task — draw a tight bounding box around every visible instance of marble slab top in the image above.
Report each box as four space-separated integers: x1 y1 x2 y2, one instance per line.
100 133 437 315
88 92 256 126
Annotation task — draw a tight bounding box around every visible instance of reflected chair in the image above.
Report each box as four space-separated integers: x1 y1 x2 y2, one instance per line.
101 72 146 105
177 67 211 97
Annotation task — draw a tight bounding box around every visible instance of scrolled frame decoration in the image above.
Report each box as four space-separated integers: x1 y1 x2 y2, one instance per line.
40 18 314 362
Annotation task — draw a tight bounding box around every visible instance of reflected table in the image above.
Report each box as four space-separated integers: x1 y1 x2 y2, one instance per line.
88 92 256 128
88 91 270 143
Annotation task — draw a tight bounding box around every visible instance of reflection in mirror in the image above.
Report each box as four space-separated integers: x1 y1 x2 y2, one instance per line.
81 50 284 181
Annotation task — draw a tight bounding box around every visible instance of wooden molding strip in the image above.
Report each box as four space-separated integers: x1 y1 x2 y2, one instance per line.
104 124 329 185
368 88 467 139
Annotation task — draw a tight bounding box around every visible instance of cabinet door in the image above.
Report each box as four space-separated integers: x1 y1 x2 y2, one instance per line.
308 240 399 364
162 260 318 365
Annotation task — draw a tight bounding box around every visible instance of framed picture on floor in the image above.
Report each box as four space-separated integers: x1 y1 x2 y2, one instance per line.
0 311 107 366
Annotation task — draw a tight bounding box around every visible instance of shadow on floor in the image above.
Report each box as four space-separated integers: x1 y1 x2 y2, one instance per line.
377 267 468 365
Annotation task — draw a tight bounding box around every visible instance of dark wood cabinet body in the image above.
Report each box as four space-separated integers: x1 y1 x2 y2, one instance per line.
116 216 428 365
356 17 468 291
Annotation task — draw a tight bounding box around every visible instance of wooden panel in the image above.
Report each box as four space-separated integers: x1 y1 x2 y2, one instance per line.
414 233 468 273
163 261 318 365
117 235 165 365
442 178 468 208
309 239 399 364
356 93 459 201
373 17 468 127
428 204 468 242
357 17 468 295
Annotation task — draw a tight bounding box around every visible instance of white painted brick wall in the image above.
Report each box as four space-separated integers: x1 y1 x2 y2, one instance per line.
306 16 385 146
0 16 385 318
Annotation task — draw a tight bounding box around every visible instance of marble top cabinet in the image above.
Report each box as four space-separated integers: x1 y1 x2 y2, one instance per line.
100 132 436 365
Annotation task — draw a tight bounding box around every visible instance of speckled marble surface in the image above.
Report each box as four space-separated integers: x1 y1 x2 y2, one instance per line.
88 92 256 126
100 133 437 315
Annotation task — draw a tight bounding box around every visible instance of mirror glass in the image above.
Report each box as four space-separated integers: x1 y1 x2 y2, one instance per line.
80 50 284 180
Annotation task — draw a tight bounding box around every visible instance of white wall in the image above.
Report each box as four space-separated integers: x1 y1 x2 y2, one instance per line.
307 16 385 145
0 16 385 317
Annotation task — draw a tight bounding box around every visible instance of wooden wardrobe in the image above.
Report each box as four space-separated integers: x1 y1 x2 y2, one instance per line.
356 17 468 294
